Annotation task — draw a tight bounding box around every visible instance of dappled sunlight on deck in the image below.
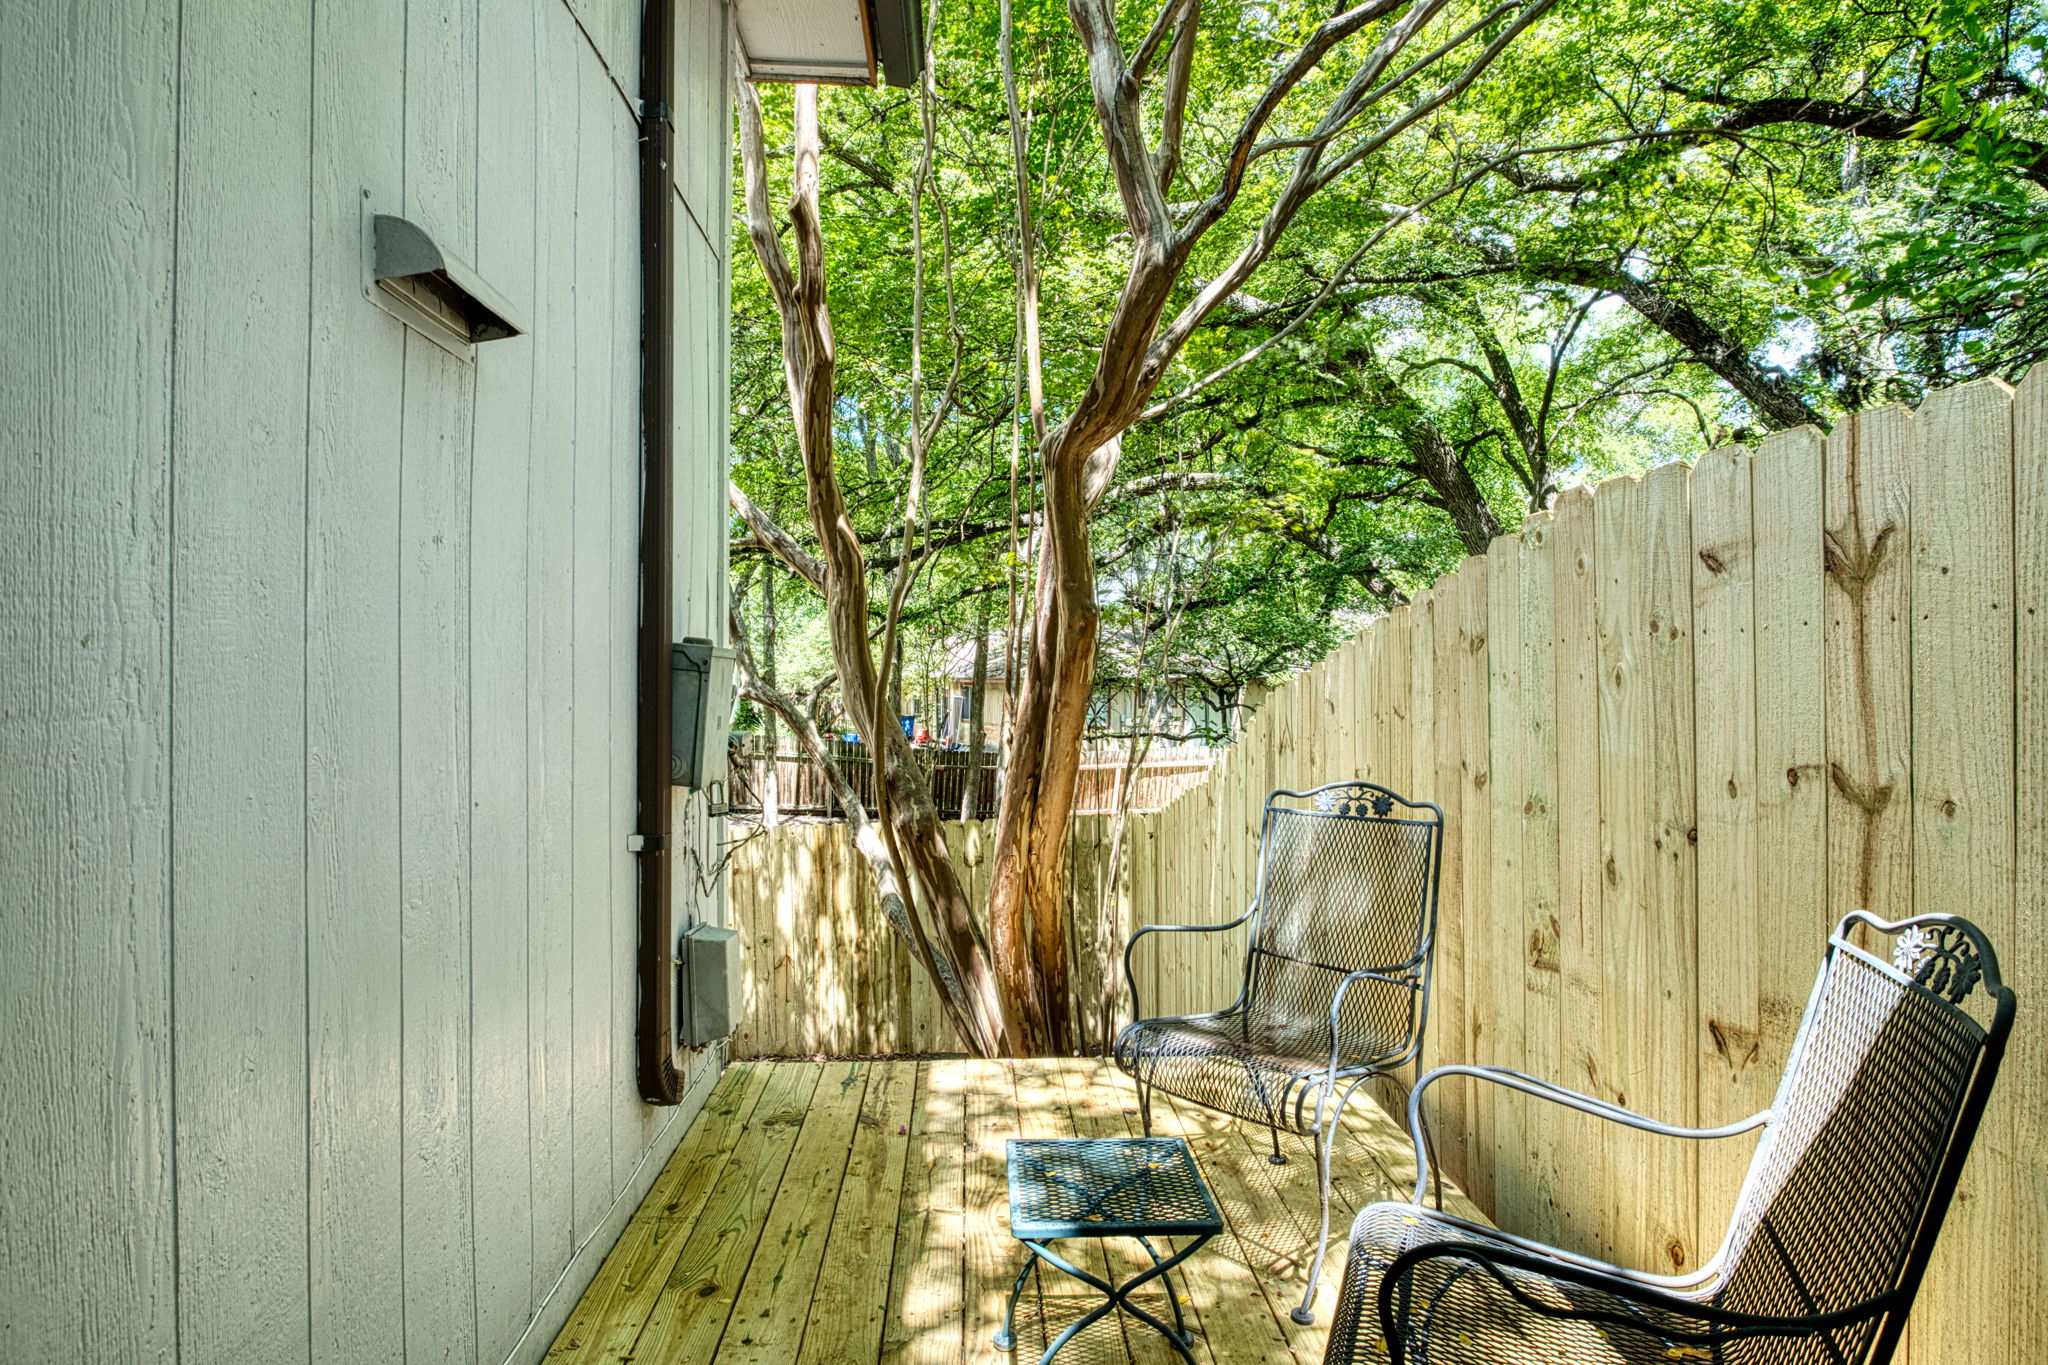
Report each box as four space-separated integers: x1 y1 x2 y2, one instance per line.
547 1058 1485 1364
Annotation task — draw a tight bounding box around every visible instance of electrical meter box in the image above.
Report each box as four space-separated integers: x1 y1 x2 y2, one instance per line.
679 922 743 1048
671 637 737 792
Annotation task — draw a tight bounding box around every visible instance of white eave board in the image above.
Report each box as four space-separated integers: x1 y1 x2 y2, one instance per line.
735 0 875 85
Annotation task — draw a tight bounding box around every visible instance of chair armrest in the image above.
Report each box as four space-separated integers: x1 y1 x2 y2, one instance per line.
1406 1065 1769 1203
1121 905 1256 1025
1376 1240 1900 1365
1319 962 1429 1083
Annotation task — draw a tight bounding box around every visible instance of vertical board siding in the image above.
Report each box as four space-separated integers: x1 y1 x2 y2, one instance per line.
529 0 585 1311
399 334 481 1364
4 2 732 1362
473 3 542 1354
307 0 408 1355
168 0 315 1354
732 375 2043 1362
569 31 620 1244
400 0 484 1321
0 1 180 1357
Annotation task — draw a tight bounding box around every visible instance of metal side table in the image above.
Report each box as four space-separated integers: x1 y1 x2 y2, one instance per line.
996 1137 1222 1365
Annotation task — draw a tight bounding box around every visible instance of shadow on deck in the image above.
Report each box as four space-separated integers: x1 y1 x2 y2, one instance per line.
546 1058 1486 1364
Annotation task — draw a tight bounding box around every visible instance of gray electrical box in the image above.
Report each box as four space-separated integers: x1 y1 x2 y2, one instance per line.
671 637 736 791
679 923 743 1048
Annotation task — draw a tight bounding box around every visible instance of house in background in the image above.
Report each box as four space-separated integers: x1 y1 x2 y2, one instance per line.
0 1 914 1360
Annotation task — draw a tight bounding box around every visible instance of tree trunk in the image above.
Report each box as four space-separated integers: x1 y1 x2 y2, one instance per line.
761 570 781 826
962 596 991 821
738 74 1016 1057
986 416 1120 1054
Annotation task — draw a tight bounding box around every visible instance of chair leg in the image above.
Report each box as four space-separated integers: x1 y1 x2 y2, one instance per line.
1137 1076 1153 1137
1267 1124 1287 1166
1290 1123 1334 1326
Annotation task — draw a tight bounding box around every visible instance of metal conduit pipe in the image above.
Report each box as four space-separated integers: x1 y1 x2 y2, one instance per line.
635 0 682 1104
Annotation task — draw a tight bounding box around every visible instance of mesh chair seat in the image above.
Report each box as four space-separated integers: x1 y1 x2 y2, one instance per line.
1327 1205 1716 1365
1114 1011 1411 1133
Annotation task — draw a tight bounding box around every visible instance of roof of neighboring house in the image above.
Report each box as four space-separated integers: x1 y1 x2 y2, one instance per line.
943 635 1013 682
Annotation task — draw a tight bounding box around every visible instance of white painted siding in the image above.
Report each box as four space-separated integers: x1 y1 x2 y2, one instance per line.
0 2 732 1362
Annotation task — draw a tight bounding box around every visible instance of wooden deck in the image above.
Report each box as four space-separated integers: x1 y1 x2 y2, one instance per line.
546 1058 1486 1364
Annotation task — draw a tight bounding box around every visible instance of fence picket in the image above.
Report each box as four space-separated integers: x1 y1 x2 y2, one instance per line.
1485 536 1526 1230
1689 442 1757 1256
1908 380 2016 1365
2008 367 2047 1356
1515 511 1563 1247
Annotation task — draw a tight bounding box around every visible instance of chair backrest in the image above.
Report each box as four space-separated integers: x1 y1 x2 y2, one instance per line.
1712 913 2014 1365
1237 782 1444 1066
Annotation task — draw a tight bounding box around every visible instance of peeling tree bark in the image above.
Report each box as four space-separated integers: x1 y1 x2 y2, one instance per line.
737 70 1014 1056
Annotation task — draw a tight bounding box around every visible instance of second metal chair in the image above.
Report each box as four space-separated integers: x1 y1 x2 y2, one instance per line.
1112 780 1445 1326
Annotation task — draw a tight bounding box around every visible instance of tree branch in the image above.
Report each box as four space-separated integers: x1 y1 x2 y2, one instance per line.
1667 85 2048 190
1531 255 1825 429
1151 0 1201 195
1129 0 1199 86
729 479 826 589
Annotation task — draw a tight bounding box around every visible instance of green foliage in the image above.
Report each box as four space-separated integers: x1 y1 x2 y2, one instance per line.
731 0 2046 717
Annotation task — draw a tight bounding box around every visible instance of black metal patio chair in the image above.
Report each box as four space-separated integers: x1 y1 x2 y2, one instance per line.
1324 911 2017 1365
1113 780 1445 1327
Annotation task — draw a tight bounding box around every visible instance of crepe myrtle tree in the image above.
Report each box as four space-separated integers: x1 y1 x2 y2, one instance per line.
734 0 1558 1056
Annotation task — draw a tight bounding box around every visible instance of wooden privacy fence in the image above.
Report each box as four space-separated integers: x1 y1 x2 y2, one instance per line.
1070 755 1214 813
729 814 1134 1056
730 373 2045 1363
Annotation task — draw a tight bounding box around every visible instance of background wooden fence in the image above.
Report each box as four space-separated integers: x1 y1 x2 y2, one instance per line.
729 738 1003 820
729 740 1213 820
729 373 2044 1362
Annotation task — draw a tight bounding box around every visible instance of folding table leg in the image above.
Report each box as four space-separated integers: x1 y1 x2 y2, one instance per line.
993 1250 1036 1351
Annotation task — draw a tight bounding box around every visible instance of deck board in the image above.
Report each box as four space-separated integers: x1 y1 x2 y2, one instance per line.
550 1060 1485 1363
604 1065 821 1361
717 1061 874 1363
883 1062 965 1365
796 1062 920 1365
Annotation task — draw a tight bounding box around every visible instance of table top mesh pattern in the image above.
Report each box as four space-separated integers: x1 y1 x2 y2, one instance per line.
1006 1137 1223 1240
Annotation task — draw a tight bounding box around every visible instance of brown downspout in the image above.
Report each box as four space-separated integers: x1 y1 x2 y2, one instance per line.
635 0 682 1104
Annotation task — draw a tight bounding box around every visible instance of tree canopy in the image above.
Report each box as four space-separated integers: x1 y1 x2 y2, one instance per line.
732 0 2044 728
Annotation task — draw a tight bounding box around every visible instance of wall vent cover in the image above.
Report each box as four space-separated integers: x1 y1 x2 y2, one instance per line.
361 198 525 357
